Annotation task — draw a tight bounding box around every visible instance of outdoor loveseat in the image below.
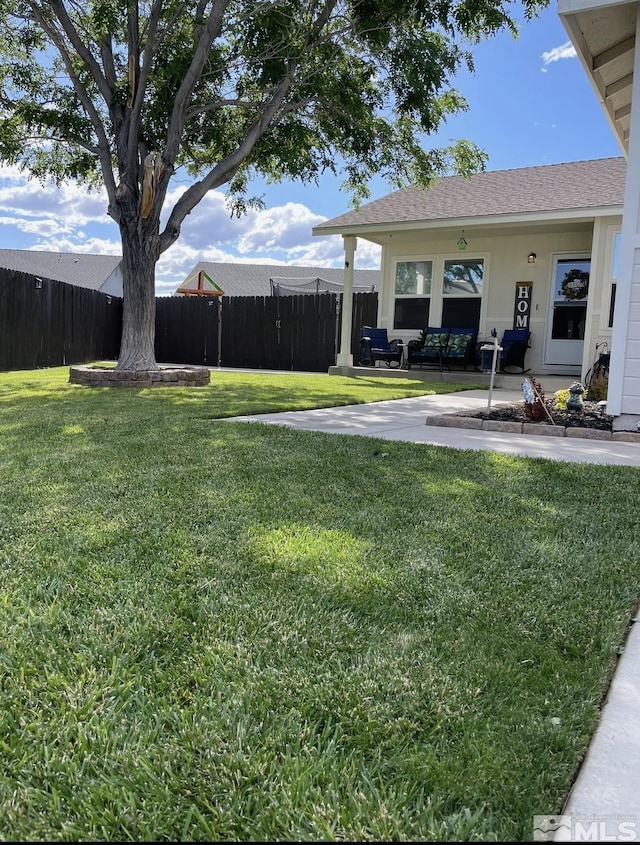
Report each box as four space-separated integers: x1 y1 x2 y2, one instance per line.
407 327 478 371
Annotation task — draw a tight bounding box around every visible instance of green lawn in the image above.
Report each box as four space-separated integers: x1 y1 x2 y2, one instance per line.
0 366 638 841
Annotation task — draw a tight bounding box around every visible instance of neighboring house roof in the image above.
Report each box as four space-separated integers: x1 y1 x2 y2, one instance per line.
177 262 380 297
0 249 123 294
314 157 627 235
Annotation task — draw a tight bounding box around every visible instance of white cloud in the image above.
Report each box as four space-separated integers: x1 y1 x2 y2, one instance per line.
32 235 121 255
0 164 36 185
0 179 110 226
154 196 378 291
0 215 72 238
290 235 381 270
0 168 378 294
155 240 247 291
541 41 577 66
161 187 257 247
237 202 327 254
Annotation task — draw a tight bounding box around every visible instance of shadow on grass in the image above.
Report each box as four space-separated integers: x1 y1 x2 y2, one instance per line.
0 368 637 840
0 365 477 428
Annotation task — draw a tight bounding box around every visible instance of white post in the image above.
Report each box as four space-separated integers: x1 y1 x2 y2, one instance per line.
480 339 502 412
336 235 356 367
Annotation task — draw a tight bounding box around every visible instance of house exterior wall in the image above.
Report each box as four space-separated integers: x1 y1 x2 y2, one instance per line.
608 3 640 424
582 217 621 378
372 218 620 377
100 265 124 297
558 0 640 427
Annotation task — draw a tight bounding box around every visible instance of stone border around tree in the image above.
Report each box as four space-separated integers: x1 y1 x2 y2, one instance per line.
425 414 640 442
69 364 211 388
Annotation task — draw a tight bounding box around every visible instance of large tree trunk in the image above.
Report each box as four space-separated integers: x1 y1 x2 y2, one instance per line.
117 221 160 371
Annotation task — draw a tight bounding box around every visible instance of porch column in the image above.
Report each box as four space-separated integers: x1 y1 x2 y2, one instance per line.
608 4 640 427
336 235 357 367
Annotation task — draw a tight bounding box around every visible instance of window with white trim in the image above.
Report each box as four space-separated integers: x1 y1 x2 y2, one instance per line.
442 258 483 328
393 260 432 329
392 256 484 331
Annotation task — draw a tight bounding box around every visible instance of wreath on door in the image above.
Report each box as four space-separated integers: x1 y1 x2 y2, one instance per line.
560 268 589 300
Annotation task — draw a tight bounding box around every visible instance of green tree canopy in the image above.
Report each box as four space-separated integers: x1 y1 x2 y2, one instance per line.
0 0 549 370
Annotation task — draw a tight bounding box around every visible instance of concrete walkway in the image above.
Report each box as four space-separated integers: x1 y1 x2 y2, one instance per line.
225 386 640 842
228 388 640 467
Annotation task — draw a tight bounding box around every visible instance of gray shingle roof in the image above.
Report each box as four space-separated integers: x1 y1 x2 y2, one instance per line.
179 262 380 297
314 157 627 232
0 249 122 291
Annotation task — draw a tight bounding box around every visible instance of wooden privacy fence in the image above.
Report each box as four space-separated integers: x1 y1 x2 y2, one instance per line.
155 291 378 372
0 269 122 371
0 270 377 373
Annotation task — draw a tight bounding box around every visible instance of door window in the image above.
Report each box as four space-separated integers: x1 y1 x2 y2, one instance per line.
551 258 590 340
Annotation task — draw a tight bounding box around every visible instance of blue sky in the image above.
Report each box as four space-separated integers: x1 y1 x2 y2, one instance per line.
0 3 623 295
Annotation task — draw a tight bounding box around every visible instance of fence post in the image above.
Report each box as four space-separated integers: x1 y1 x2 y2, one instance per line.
217 297 223 367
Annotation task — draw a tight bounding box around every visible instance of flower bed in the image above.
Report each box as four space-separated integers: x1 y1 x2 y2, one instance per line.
467 400 613 431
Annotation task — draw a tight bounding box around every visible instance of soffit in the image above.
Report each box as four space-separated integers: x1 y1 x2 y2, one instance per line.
352 218 599 249
559 0 638 154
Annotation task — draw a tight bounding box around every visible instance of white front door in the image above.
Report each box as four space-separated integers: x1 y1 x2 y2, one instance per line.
544 255 590 369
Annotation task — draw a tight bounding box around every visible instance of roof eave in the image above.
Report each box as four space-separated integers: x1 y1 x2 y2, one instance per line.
312 205 623 238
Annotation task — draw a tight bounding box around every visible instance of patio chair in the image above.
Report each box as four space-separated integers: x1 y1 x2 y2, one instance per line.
406 327 449 370
499 329 531 373
441 328 478 371
358 326 404 368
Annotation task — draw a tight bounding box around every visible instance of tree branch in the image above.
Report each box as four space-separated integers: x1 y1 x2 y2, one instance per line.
130 0 168 134
163 0 232 164
45 0 113 105
159 0 345 249
27 1 118 205
100 35 117 91
185 94 318 121
159 70 295 252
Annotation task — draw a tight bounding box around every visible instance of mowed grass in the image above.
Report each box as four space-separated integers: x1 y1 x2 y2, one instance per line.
0 366 638 841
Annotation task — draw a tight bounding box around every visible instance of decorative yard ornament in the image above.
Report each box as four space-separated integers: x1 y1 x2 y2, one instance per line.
522 377 535 405
522 377 556 424
566 382 585 413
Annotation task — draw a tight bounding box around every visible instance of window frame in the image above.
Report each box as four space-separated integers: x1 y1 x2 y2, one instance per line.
391 254 486 332
608 231 620 329
597 226 620 334
392 258 433 331
442 257 485 298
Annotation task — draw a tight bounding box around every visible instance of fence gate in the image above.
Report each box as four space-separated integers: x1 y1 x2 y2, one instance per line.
155 295 220 365
218 294 340 371
154 291 378 371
